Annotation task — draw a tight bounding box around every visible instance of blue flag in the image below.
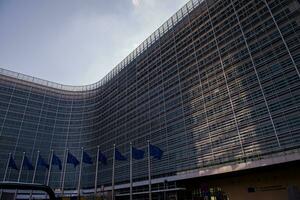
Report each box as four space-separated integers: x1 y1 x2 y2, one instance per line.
52 153 62 170
8 155 18 170
132 147 145 160
149 144 163 160
83 151 93 164
37 155 49 169
98 151 107 165
23 156 34 170
67 152 79 167
115 149 127 161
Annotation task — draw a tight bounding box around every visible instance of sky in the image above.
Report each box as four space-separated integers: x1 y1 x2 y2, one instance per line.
0 0 188 86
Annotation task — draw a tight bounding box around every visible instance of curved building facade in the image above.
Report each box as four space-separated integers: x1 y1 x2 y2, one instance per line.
1 0 300 197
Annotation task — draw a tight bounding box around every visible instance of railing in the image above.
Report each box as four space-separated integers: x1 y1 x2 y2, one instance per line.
0 0 204 92
0 182 56 200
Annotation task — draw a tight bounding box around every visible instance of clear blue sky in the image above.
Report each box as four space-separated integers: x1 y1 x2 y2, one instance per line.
0 0 187 85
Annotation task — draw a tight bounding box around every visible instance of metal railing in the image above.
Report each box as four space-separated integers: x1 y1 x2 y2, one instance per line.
0 182 56 200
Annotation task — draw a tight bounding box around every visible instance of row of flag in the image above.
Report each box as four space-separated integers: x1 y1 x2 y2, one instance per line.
115 144 163 160
5 143 163 200
7 144 163 171
8 151 76 171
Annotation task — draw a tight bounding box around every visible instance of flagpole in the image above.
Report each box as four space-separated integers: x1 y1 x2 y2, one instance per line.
15 152 25 200
3 153 11 181
29 150 40 200
130 142 133 200
61 148 68 197
0 153 11 200
32 150 40 183
112 144 116 200
18 152 26 182
46 150 54 186
94 145 100 196
77 147 84 198
44 150 53 200
147 140 152 200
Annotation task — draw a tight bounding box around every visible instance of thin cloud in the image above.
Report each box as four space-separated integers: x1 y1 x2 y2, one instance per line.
132 0 140 7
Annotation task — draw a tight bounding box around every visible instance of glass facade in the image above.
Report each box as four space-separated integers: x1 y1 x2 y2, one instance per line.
0 0 300 191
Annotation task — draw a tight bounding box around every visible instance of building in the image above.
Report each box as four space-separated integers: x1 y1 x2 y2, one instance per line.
1 0 300 199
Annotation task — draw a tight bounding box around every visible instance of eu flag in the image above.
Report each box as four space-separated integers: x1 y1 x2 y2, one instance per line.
149 144 163 159
52 153 62 170
115 149 127 161
132 147 145 160
37 155 49 169
99 151 107 165
23 156 34 170
67 152 79 167
83 151 93 164
8 155 18 170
